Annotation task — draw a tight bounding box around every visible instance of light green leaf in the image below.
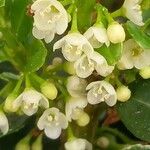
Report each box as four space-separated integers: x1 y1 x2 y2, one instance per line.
96 43 123 65
0 72 20 81
0 0 5 7
117 79 150 142
126 21 150 49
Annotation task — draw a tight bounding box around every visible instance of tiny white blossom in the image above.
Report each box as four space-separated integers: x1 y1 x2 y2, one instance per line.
84 26 110 48
65 138 92 150
53 33 94 62
122 0 144 26
37 107 68 139
65 97 88 121
0 111 9 135
74 51 114 78
86 81 117 106
67 75 87 97
31 0 69 43
13 89 49 116
118 39 150 70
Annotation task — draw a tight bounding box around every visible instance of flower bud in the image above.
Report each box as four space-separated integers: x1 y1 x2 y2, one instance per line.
52 57 63 66
40 82 58 100
31 135 43 150
107 22 125 43
76 112 90 127
117 86 131 102
97 137 109 149
63 62 76 75
15 135 30 150
4 94 18 113
139 66 150 79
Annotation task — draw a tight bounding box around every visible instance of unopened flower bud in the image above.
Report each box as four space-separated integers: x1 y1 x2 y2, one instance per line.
97 137 109 149
139 66 150 79
31 135 43 150
4 94 18 113
117 86 131 102
76 112 90 127
40 82 58 100
63 62 76 75
107 22 125 43
15 135 31 150
52 57 63 66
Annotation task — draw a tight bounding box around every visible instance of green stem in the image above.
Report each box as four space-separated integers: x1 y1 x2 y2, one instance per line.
60 0 73 6
111 8 123 18
13 76 24 94
25 74 31 88
103 7 114 24
31 73 45 85
70 7 78 32
67 125 75 140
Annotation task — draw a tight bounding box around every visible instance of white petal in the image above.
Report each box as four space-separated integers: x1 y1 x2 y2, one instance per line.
32 26 46 39
74 55 94 78
58 113 68 129
44 31 55 43
22 106 38 116
65 97 87 121
55 15 68 35
67 75 87 97
105 95 117 106
44 126 61 139
12 94 23 111
53 38 65 51
39 95 49 109
0 112 9 135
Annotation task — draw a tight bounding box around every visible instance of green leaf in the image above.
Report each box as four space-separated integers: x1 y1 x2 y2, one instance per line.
23 34 47 73
126 21 150 49
0 115 28 138
96 43 123 65
0 0 5 7
11 0 33 43
117 79 150 142
77 0 96 32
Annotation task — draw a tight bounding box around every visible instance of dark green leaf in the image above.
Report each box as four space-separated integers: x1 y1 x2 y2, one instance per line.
11 0 33 43
96 43 123 65
126 21 150 49
23 34 47 73
117 79 150 142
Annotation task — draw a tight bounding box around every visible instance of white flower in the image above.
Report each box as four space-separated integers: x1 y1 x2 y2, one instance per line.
107 22 125 44
74 51 114 78
37 107 68 139
65 97 88 121
31 0 69 43
86 81 117 106
13 89 49 116
84 26 110 48
65 138 92 150
53 33 94 62
118 39 150 70
67 75 87 97
0 111 9 135
122 0 144 26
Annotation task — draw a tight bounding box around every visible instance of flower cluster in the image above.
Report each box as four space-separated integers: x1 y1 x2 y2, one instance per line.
0 0 149 149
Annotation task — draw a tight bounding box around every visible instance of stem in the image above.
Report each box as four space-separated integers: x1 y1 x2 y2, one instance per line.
111 8 123 18
103 7 114 24
31 73 45 85
67 125 75 140
60 0 73 6
70 7 78 32
25 74 31 88
13 76 24 94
